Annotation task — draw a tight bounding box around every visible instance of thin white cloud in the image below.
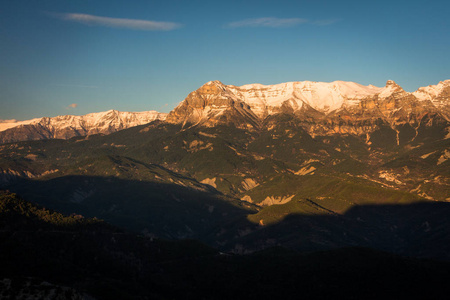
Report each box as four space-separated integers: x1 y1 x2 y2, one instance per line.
226 17 308 28
68 103 78 109
225 17 340 28
50 12 182 31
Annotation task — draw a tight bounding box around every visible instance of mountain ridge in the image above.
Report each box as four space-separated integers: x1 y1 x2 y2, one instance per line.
0 109 167 144
1 79 449 144
170 79 450 118
166 79 450 141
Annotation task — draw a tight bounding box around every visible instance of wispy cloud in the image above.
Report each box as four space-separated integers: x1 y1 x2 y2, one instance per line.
226 17 308 28
49 12 182 31
67 103 78 109
225 17 340 28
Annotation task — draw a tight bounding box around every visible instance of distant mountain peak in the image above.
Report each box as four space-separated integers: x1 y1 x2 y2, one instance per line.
196 80 228 96
0 110 167 144
385 80 399 87
204 80 225 86
377 80 406 99
413 80 450 115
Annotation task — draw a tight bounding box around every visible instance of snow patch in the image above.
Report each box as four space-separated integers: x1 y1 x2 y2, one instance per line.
227 80 383 116
378 85 396 99
413 80 450 100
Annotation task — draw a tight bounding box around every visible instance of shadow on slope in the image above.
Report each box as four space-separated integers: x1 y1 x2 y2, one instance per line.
0 191 217 299
6 174 450 262
6 175 255 242
2 191 450 300
228 200 450 261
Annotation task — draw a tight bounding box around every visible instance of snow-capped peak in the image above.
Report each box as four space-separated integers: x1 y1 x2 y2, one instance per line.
204 80 225 86
413 79 450 101
170 79 450 124
0 110 167 133
385 80 398 87
377 80 406 99
224 80 384 116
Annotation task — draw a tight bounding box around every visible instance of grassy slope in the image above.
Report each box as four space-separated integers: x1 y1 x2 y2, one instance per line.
0 116 448 256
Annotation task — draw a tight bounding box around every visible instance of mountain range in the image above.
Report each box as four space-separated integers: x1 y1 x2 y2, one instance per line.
2 79 449 144
0 109 167 144
167 79 450 138
1 79 449 259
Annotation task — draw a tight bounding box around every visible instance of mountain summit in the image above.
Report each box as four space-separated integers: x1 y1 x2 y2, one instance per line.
166 81 260 128
166 80 450 139
167 80 388 123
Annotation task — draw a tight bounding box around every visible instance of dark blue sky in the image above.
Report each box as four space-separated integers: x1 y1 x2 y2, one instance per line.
1 0 449 120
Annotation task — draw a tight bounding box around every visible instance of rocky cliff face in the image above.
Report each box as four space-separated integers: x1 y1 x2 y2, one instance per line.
167 80 450 142
166 81 261 129
0 110 167 144
413 80 450 119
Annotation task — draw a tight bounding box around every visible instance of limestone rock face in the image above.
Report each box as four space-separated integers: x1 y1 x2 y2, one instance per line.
166 79 450 140
413 80 450 119
166 81 260 129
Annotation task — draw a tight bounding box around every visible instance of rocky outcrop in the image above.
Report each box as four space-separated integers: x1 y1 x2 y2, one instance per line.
413 80 450 119
0 168 59 185
166 81 261 129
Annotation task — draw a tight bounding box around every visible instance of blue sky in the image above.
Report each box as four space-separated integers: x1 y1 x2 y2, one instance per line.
1 0 449 120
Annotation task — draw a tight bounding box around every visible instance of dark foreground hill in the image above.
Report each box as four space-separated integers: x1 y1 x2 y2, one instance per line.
2 191 450 300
